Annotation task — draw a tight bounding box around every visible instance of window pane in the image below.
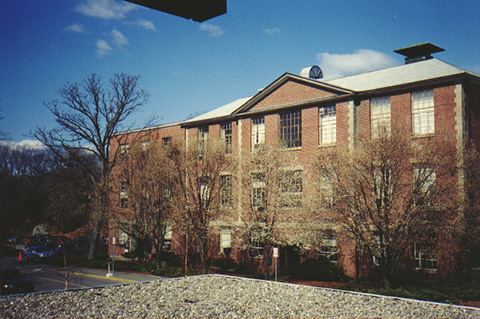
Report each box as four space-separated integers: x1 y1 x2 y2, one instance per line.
252 117 265 151
319 106 336 145
412 90 434 135
280 111 302 148
221 123 232 154
371 97 391 138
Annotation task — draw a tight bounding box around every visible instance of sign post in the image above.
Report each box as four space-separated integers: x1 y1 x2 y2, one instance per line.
112 237 116 276
273 247 279 281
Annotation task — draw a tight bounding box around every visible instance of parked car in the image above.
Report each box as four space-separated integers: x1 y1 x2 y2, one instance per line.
23 246 56 261
5 236 17 244
0 268 34 295
22 236 34 245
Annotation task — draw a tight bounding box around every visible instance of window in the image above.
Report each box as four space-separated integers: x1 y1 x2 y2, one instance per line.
163 226 172 251
412 90 434 136
319 106 336 145
374 166 393 208
252 173 265 209
220 227 232 255
220 175 233 207
251 117 265 151
120 143 129 155
280 170 302 207
318 236 339 262
249 227 264 258
371 97 391 137
221 123 232 154
280 111 302 148
119 229 129 246
414 242 437 270
198 127 209 152
162 137 172 148
140 140 150 151
198 176 210 208
318 174 335 208
413 166 436 206
120 182 128 208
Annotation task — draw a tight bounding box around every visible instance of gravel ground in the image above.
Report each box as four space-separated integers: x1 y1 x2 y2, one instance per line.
1 274 479 318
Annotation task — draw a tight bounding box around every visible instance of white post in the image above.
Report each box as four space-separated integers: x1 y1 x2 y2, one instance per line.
273 247 279 281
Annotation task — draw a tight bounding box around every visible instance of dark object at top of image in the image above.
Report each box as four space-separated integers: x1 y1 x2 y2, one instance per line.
125 0 226 22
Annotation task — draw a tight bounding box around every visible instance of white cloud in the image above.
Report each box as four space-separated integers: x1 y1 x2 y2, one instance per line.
199 23 225 37
96 39 113 57
111 29 129 47
264 27 281 35
316 49 398 79
0 139 46 151
64 24 86 34
137 19 156 31
75 0 136 19
95 30 129 57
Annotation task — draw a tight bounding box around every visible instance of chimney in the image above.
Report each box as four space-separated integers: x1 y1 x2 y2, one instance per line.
394 43 445 64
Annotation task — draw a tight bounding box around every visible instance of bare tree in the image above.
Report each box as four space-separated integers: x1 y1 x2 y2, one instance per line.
0 107 8 140
34 74 149 259
171 138 236 274
0 143 52 236
113 139 176 265
313 128 460 288
241 144 301 279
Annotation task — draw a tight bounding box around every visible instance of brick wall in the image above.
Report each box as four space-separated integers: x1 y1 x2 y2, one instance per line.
251 79 338 112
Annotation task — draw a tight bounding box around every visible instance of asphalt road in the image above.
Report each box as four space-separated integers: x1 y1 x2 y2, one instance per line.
1 257 162 293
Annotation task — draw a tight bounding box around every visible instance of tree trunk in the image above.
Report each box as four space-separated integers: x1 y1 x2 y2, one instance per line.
264 248 270 280
88 223 99 260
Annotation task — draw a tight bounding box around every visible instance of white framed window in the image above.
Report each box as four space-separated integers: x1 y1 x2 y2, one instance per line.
120 143 129 155
279 170 302 207
319 106 336 145
220 227 232 255
119 229 129 245
221 123 232 154
220 174 233 207
251 172 265 209
120 182 128 208
414 243 437 270
252 117 265 151
140 140 150 151
373 166 393 208
318 174 335 208
163 225 172 251
413 166 436 206
198 176 210 208
412 90 434 136
318 237 339 262
249 227 264 258
198 127 209 152
371 97 391 137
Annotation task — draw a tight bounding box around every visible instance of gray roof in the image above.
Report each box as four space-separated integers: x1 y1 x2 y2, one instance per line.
324 58 474 92
182 59 478 125
183 96 252 123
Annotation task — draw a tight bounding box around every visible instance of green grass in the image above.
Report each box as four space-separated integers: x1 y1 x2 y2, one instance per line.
348 277 480 304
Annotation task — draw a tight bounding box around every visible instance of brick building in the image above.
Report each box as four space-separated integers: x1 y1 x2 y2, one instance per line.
109 44 480 279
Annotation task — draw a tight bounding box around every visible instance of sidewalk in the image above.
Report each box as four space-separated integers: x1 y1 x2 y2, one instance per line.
75 266 163 284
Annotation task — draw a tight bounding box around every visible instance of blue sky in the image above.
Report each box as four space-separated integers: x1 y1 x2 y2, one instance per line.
1 0 479 145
